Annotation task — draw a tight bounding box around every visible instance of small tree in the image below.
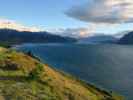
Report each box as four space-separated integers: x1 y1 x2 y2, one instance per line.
28 63 44 80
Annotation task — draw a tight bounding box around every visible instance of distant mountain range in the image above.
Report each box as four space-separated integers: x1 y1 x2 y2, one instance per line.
0 29 77 45
2 19 133 45
78 31 133 45
78 35 118 44
2 28 133 45
0 20 77 45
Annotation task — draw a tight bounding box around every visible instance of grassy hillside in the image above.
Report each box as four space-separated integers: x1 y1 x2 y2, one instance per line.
0 47 124 100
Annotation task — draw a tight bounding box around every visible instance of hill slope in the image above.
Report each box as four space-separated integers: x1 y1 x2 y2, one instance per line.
0 47 123 100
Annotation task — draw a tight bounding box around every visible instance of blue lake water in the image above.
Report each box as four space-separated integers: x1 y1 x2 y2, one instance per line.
15 43 133 100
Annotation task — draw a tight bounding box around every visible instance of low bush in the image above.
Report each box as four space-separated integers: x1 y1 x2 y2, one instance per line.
28 63 44 80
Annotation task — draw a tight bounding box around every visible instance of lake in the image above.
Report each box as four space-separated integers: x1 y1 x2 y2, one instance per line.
14 43 133 100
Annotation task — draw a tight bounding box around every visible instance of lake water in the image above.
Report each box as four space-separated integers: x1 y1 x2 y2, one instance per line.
15 43 133 100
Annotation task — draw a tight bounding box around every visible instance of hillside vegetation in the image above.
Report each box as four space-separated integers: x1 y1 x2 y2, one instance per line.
0 47 124 100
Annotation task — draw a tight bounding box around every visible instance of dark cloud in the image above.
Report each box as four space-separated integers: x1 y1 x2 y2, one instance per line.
65 0 133 23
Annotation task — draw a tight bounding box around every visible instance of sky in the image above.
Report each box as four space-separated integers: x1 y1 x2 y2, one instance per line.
0 0 133 38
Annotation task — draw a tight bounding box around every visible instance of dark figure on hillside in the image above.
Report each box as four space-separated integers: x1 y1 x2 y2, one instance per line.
26 50 41 61
27 51 33 57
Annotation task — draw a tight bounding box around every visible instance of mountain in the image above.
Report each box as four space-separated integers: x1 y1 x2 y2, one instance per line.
78 35 118 44
0 20 76 45
0 29 77 45
118 31 133 44
0 47 123 100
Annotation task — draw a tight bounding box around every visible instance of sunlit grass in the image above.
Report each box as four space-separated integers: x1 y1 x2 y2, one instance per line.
0 47 124 100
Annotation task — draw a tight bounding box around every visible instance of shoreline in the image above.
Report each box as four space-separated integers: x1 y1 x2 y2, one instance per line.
23 50 124 99
10 44 125 99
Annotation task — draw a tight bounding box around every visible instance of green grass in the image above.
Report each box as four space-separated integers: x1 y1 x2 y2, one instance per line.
28 63 44 80
0 47 124 100
0 80 60 100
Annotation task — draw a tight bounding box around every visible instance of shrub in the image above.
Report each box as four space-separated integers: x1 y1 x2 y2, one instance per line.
28 63 44 80
0 42 11 48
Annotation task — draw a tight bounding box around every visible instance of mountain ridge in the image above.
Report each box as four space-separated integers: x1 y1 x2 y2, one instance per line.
0 28 77 45
78 35 118 44
118 31 133 44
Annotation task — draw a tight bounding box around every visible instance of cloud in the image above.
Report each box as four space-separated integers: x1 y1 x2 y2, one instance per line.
65 0 133 23
48 23 99 38
48 23 113 38
55 28 92 38
48 23 131 38
0 18 43 32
